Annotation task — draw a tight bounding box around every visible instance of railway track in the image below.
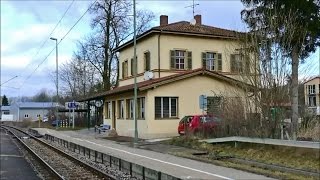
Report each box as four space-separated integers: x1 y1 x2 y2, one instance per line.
1 126 119 180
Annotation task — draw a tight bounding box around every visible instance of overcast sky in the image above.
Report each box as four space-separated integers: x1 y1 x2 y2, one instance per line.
1 0 319 98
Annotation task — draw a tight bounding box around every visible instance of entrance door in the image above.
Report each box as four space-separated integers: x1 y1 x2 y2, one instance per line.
112 101 116 129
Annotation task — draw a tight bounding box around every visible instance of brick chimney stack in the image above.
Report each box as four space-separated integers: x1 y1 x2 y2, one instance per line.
160 15 168 26
194 14 201 25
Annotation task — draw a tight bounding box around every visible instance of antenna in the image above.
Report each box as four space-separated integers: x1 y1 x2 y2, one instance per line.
185 0 199 17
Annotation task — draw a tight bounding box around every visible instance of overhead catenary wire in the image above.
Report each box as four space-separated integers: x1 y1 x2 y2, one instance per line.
19 0 98 89
17 0 75 79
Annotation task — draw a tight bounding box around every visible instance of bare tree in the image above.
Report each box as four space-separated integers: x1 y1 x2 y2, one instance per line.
86 0 154 91
241 0 320 140
58 41 100 100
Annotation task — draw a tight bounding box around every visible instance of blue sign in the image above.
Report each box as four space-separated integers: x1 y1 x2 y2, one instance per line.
199 95 207 109
67 101 78 109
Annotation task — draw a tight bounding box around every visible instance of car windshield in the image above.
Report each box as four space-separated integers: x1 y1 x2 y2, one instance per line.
180 116 192 123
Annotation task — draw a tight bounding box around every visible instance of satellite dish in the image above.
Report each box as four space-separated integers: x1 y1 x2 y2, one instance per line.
144 71 154 80
148 71 154 79
190 18 196 25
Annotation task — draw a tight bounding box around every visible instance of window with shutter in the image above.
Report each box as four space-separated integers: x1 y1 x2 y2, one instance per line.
122 62 125 78
131 58 133 76
187 51 192 69
217 53 222 71
230 54 242 73
170 50 175 69
124 60 128 78
202 52 206 69
202 52 218 71
144 51 150 71
170 50 186 70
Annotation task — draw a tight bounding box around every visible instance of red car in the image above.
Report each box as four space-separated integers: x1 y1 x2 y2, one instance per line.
178 115 221 135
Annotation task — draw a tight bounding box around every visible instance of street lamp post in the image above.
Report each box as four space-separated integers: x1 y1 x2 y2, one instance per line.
50 37 59 130
133 0 138 147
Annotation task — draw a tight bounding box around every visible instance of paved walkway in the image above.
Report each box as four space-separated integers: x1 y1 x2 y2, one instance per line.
34 128 274 180
0 129 40 180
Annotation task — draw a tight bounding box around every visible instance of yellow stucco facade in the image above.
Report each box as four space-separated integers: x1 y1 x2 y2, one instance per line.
304 77 320 109
102 20 257 139
103 75 247 139
119 34 243 87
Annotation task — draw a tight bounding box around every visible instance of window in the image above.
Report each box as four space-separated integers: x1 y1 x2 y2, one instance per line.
127 99 134 119
122 60 128 78
155 97 178 118
202 52 222 71
308 85 316 94
24 114 29 118
138 97 145 119
106 102 111 119
308 95 316 107
175 51 184 69
144 52 150 71
207 96 223 116
131 56 138 76
36 114 41 117
170 50 192 70
4 111 9 115
118 100 124 118
230 54 243 73
206 52 215 70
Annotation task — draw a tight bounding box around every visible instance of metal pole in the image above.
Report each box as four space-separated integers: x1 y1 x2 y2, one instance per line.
51 37 59 129
133 0 138 146
56 39 59 129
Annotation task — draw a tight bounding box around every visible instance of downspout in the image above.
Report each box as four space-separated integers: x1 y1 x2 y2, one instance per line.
158 30 162 78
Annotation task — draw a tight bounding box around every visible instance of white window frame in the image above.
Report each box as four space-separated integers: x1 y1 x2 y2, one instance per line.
139 97 145 119
155 97 178 118
206 52 215 71
175 51 185 69
24 114 29 118
308 95 316 107
129 99 134 119
107 102 111 119
119 100 124 118
308 85 315 94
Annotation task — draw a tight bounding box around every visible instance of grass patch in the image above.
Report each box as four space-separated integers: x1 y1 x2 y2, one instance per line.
170 151 317 180
164 136 320 179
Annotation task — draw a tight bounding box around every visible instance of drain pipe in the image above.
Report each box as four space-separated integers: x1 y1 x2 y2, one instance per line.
157 30 162 78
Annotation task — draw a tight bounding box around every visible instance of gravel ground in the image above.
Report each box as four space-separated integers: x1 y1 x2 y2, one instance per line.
7 127 139 180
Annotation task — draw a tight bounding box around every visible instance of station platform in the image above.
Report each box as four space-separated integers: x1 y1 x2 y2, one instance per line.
0 129 40 180
33 128 273 180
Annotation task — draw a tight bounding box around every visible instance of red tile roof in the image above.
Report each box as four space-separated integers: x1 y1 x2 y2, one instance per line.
114 21 243 52
152 21 240 38
78 68 253 102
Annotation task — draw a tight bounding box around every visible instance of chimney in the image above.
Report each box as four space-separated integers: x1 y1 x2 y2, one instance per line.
160 15 168 26
194 14 201 25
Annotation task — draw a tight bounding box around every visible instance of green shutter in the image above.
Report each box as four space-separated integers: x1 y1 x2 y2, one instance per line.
217 53 222 71
187 51 192 70
230 54 235 72
131 58 133 76
146 52 150 71
245 55 250 73
202 52 206 69
170 50 175 69
122 62 124 78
